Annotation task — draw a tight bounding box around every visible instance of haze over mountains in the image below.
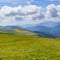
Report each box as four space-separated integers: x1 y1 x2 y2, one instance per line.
23 21 60 38
0 21 60 38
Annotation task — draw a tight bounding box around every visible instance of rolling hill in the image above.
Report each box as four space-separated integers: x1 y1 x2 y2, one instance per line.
0 26 37 35
0 23 59 60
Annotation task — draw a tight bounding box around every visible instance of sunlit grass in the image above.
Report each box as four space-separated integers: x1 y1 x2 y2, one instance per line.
0 33 60 60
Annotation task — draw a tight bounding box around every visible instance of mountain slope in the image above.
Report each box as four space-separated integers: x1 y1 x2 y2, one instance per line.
0 26 37 35
24 21 60 38
0 21 60 38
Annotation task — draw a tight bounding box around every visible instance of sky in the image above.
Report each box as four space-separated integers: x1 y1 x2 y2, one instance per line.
0 0 60 7
0 0 60 26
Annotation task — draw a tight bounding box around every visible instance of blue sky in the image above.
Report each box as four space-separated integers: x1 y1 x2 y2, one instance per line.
0 0 60 7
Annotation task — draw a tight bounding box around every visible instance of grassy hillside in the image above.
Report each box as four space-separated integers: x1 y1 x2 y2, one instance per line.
0 33 60 60
0 26 37 35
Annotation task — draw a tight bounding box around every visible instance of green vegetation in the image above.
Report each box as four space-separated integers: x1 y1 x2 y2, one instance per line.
0 33 60 60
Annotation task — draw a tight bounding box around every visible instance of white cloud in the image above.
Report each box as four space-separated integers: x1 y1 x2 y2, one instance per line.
46 4 57 18
0 4 60 26
45 4 60 19
0 5 44 26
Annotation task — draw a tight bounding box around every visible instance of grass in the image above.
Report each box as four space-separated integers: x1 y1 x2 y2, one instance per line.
0 33 60 60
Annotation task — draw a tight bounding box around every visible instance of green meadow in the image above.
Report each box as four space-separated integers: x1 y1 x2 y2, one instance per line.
0 33 60 60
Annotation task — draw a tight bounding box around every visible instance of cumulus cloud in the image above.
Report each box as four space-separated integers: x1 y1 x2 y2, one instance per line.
46 4 57 18
45 4 60 21
0 5 44 26
5 5 41 16
0 4 60 26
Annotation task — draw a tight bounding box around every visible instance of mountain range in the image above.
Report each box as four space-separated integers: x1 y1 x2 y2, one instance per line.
0 21 60 38
23 21 60 38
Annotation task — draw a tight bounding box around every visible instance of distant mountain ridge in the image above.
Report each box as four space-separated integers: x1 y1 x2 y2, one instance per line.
24 21 60 38
0 21 60 38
